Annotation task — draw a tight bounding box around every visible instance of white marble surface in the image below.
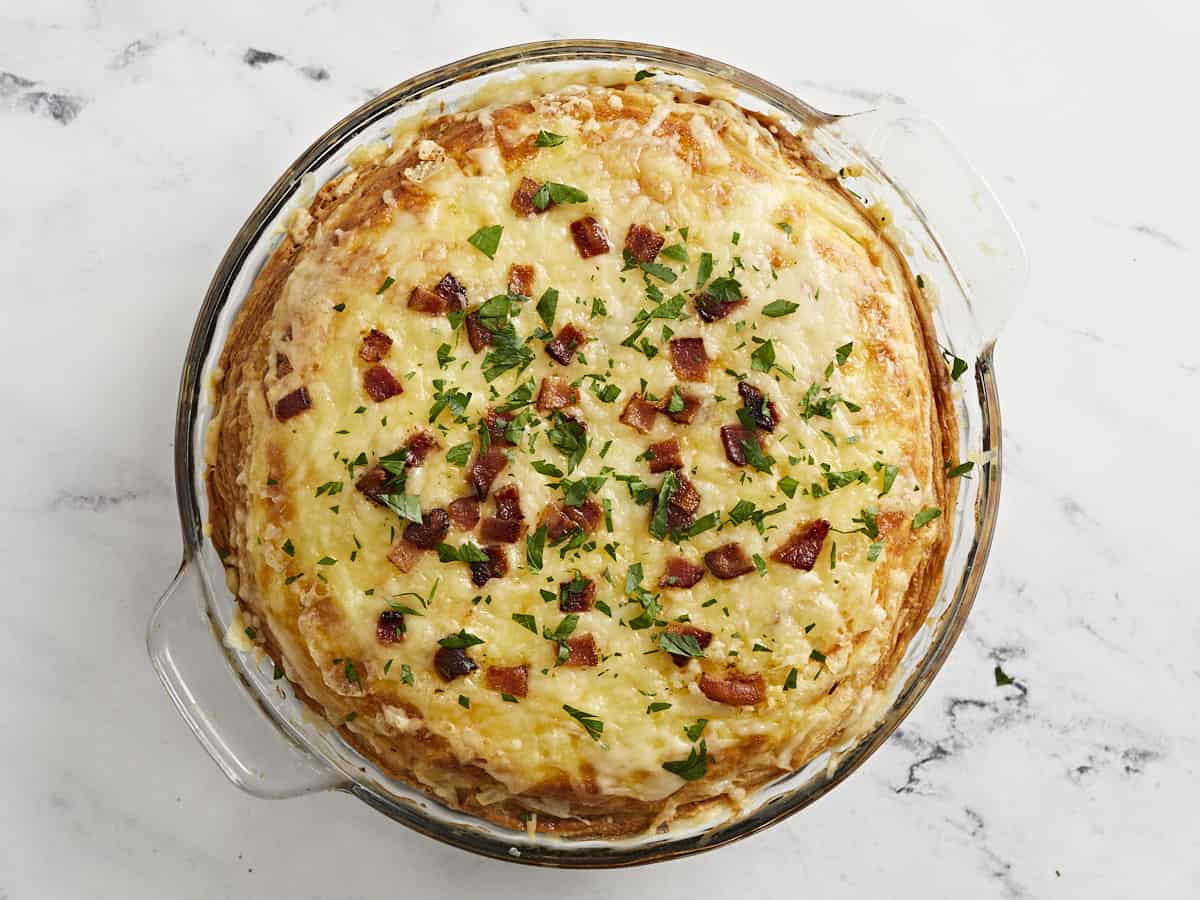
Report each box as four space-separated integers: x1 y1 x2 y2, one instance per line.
3 1 1197 897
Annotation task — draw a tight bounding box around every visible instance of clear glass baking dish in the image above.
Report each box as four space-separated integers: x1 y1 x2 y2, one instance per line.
147 39 1026 867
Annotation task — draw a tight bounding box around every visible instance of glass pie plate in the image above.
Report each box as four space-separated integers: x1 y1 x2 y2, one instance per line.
147 39 1026 867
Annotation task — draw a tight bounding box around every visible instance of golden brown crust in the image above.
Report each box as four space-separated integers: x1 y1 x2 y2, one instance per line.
206 75 956 838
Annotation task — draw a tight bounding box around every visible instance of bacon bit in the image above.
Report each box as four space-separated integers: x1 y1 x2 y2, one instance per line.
434 273 467 311
508 264 534 298
737 382 779 432
275 353 292 377
563 633 599 667
486 664 529 697
387 540 422 573
624 223 665 262
699 672 766 706
364 365 403 402
558 577 595 612
659 557 705 589
545 324 586 365
468 446 509 499
408 285 447 314
537 377 579 412
480 517 523 543
665 476 702 531
403 430 438 467
359 328 393 362
469 544 508 586
771 519 831 571
465 309 491 353
511 176 544 217
660 387 702 424
540 499 602 541
376 610 406 643
669 338 710 382
484 409 517 446
355 466 391 506
720 424 763 467
664 624 713 666
274 387 311 420
434 646 477 681
619 393 659 433
647 438 683 473
704 543 756 579
493 484 524 521
695 291 747 322
403 508 449 550
569 216 611 258
447 496 481 530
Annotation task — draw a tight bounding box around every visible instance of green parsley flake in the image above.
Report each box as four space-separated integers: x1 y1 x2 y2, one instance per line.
467 224 503 259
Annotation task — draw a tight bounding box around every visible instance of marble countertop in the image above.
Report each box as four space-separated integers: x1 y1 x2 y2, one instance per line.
3 1 1196 897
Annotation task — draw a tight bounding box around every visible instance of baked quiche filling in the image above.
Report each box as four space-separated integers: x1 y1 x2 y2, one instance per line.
207 70 957 835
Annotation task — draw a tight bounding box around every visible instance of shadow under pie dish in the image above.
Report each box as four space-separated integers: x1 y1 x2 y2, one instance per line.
152 40 1024 865
207 65 956 837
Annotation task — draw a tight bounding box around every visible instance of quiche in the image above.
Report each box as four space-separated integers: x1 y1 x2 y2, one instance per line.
206 69 957 837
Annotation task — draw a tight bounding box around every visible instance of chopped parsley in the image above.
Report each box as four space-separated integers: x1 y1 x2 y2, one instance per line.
536 287 559 330
375 275 395 294
467 224 503 259
438 630 485 649
912 507 942 530
662 740 707 780
446 442 472 467
532 182 588 211
762 299 799 318
534 129 566 147
658 630 704 658
563 704 604 741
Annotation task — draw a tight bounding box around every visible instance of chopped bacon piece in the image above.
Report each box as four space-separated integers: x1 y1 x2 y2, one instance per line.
359 328 393 362
387 540 421 573
720 424 763 467
376 610 406 644
545 324 586 365
484 409 517 447
660 387 702 424
355 466 391 506
558 576 595 612
468 446 509 499
408 285 448 314
537 377 579 412
363 365 403 402
508 264 534 298
669 338 710 382
434 273 468 310
569 216 611 258
469 544 509 586
647 438 683 473
771 519 831 572
563 633 599 667
447 496 481 531
699 672 766 706
624 223 664 262
403 430 438 467
480 517 523 543
665 476 702 532
434 646 477 681
704 542 756 579
659 557 705 589
275 353 292 377
619 393 659 433
663 623 713 666
511 176 544 217
737 382 779 432
540 498 602 541
465 309 491 353
486 664 529 697
493 484 524 521
403 508 449 550
274 387 311 420
695 291 747 322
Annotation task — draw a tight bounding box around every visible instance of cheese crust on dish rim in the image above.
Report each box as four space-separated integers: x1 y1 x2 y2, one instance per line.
206 67 957 837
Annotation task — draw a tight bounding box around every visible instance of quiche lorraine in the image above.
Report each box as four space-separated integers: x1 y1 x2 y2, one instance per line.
206 70 957 837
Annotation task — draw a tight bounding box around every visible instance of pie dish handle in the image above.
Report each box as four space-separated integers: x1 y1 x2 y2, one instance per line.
147 558 346 798
825 106 1029 350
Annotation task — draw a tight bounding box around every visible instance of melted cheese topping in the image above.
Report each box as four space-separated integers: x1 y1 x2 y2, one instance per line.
215 76 950 822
